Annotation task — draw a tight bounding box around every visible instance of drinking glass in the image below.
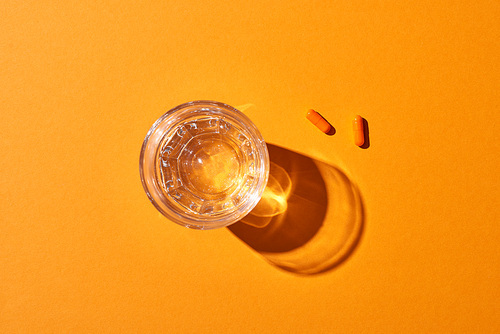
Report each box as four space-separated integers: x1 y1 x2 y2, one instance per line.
140 101 269 229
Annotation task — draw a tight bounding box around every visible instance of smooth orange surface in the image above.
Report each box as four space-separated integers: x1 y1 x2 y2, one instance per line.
306 109 332 133
1 1 499 332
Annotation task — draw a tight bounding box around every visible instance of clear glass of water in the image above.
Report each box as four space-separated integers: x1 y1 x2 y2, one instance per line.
140 101 270 229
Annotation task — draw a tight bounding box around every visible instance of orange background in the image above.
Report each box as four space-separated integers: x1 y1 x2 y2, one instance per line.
1 1 499 332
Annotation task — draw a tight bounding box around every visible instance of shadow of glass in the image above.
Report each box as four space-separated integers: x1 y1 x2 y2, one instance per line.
228 144 364 275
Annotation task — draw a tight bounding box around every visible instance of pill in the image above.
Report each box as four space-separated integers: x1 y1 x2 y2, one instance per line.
353 115 365 146
306 109 331 134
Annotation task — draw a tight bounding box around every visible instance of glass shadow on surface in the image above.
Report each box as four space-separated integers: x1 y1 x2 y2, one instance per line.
228 144 364 275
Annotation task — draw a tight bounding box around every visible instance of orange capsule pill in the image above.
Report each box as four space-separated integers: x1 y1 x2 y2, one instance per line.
353 115 365 146
306 109 331 134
